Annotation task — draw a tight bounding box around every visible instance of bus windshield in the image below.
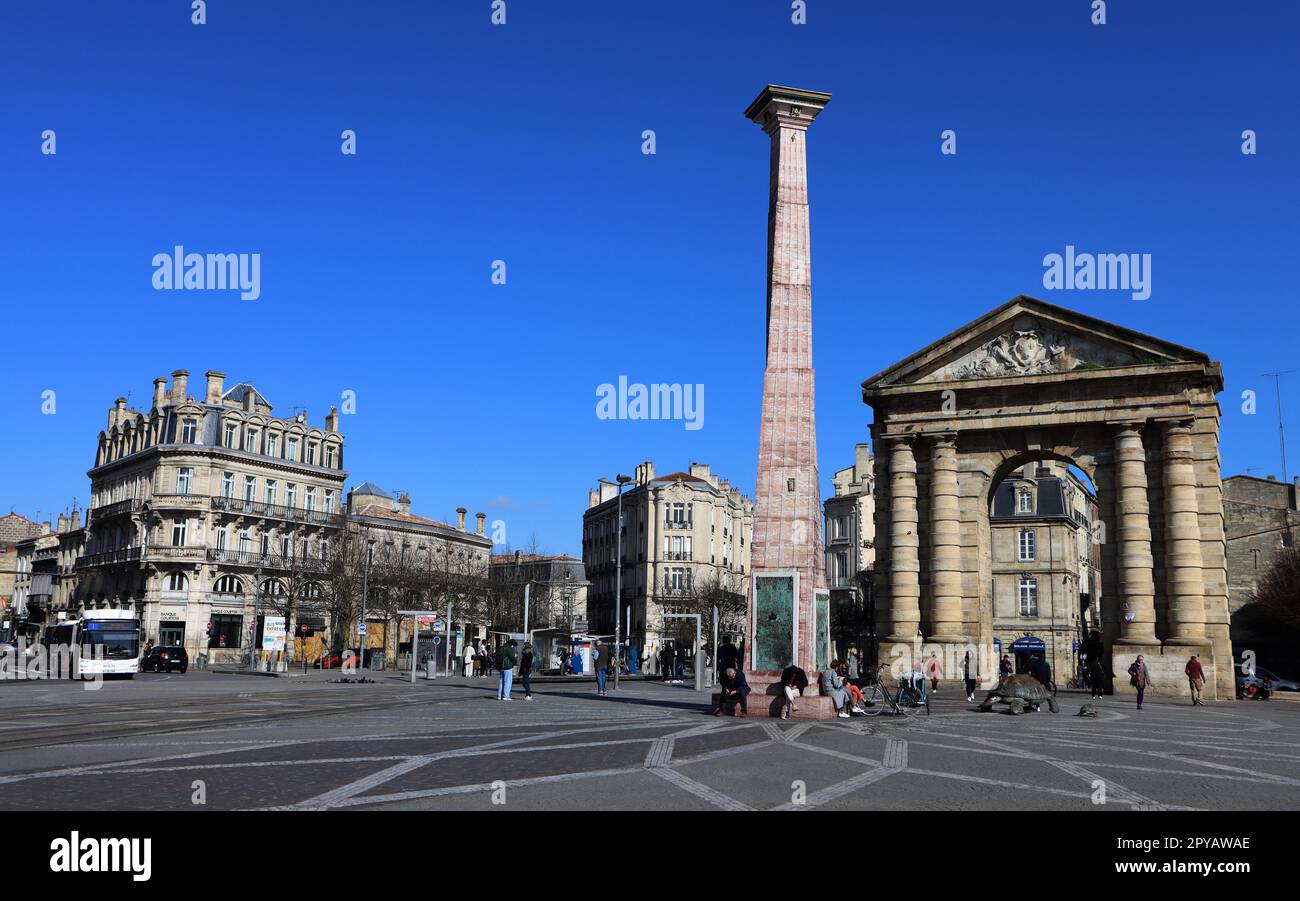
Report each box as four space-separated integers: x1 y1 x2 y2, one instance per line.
79 621 140 660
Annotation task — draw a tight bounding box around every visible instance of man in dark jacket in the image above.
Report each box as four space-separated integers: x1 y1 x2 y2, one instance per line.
1029 654 1052 689
717 635 740 674
715 668 750 716
659 644 676 683
519 642 534 701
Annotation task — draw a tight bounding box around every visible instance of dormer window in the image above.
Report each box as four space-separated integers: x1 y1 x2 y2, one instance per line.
267 434 278 457
244 429 259 453
1017 487 1033 514
307 443 318 466
180 420 197 444
287 437 299 461
224 423 237 448
324 446 335 468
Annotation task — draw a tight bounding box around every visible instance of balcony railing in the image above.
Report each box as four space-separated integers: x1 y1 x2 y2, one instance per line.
664 551 692 561
90 498 139 522
210 495 339 527
151 493 209 511
75 546 143 569
663 520 692 530
207 548 330 572
147 545 207 562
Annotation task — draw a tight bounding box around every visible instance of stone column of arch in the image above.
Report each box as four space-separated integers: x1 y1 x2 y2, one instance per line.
1161 419 1208 643
928 433 965 642
884 435 920 643
1114 422 1157 643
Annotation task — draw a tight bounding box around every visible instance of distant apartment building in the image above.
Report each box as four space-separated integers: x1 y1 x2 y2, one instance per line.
344 482 491 665
489 550 589 632
582 461 754 659
989 460 1101 682
823 443 876 660
76 369 346 661
1 512 46 630
1223 474 1300 613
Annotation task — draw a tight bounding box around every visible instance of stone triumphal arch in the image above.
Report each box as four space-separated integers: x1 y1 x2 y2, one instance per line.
862 296 1233 699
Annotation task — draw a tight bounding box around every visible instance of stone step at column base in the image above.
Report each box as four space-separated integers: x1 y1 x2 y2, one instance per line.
711 691 837 719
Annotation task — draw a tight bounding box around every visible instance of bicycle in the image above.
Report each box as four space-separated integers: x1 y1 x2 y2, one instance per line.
858 677 930 717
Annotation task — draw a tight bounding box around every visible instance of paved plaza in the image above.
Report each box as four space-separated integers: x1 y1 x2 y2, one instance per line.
1 672 1298 811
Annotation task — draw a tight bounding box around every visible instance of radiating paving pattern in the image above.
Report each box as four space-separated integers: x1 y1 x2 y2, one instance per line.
0 674 1297 811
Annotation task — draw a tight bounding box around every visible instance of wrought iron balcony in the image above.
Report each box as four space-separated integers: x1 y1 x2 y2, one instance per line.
75 546 144 569
209 495 340 527
207 547 330 572
90 498 139 522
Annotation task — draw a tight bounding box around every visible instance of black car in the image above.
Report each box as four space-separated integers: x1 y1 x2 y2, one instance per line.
142 645 189 673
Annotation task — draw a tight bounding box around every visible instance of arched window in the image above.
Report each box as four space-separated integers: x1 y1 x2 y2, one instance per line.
259 579 286 598
213 575 244 595
304 582 323 600
166 571 188 592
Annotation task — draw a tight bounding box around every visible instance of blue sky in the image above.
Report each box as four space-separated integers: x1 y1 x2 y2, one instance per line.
2 1 1297 554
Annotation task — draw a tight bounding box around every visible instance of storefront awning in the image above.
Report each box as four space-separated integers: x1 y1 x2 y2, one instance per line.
1009 636 1045 651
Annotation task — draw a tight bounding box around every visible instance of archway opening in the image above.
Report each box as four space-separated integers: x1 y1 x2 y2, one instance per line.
986 453 1104 691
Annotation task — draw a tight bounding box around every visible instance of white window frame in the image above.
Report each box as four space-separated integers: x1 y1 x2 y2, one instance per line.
1018 577 1039 617
176 467 193 495
1018 529 1036 562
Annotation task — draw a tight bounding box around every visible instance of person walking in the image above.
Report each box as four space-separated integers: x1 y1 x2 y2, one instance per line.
659 643 676 683
1128 654 1152 709
592 639 610 696
1184 654 1205 706
927 651 943 695
1082 630 1105 698
497 639 518 700
463 640 475 678
962 650 977 702
519 642 535 700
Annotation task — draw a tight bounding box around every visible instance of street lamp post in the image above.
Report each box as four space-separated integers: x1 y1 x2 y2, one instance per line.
613 474 632 690
358 538 374 670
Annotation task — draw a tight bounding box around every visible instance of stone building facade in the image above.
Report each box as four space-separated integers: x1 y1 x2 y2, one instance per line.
489 550 588 633
76 369 347 663
863 297 1233 699
344 482 492 666
583 461 754 659
989 459 1101 682
1 512 45 630
823 443 876 660
1223 475 1300 613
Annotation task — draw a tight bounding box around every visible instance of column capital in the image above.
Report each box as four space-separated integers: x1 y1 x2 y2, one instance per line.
883 432 917 446
1112 420 1146 435
925 431 958 447
1156 416 1196 434
745 84 832 134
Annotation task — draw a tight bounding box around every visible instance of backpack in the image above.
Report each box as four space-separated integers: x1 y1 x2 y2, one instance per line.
494 647 507 669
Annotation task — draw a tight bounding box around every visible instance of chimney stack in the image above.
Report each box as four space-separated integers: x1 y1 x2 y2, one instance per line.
514 549 522 564
152 378 167 410
205 370 225 404
476 512 486 536
456 507 467 531
325 406 339 432
397 492 411 515
71 510 80 529
57 514 68 533
170 369 190 402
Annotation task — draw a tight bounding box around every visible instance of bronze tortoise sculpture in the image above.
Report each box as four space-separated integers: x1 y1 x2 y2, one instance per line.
978 674 1059 714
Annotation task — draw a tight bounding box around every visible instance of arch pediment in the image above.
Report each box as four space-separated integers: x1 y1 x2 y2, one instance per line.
862 296 1213 390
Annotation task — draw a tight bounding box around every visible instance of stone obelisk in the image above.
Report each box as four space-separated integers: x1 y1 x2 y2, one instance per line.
746 85 830 677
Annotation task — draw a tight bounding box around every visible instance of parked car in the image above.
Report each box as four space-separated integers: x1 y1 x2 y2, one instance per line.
314 648 365 669
142 645 189 673
1236 663 1299 698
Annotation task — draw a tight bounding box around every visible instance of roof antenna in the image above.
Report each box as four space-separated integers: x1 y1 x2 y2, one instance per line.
1262 371 1294 484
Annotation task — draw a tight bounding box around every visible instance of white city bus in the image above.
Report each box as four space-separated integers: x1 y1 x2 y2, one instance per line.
43 610 142 678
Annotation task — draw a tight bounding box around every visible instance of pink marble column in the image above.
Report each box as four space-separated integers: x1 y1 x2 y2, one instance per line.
746 85 832 671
